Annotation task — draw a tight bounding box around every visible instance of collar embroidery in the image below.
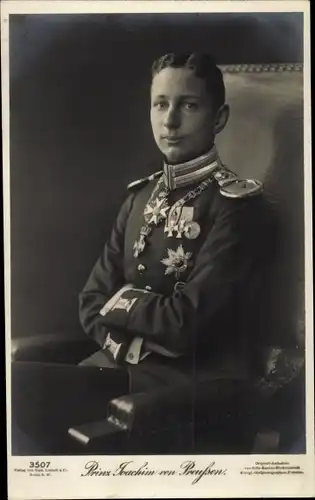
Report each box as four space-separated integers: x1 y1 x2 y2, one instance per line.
163 145 221 190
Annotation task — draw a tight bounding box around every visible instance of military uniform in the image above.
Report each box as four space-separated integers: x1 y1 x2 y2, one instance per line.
78 145 264 390
12 146 265 453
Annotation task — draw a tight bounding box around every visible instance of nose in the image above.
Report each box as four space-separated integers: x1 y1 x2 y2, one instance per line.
163 105 180 130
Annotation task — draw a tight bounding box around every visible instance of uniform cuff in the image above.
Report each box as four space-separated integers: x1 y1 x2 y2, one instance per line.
124 336 144 364
99 284 133 317
99 286 149 330
102 331 130 363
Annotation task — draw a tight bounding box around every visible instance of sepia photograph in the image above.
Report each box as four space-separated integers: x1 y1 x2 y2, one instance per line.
2 1 313 498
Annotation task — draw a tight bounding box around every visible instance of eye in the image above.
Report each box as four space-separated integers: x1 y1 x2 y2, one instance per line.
182 102 198 110
153 101 168 110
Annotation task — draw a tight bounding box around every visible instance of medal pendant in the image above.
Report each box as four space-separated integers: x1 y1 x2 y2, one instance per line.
165 205 182 238
175 229 182 239
165 225 175 238
183 221 201 240
164 219 177 237
175 219 186 239
133 235 146 257
144 198 170 225
140 225 151 237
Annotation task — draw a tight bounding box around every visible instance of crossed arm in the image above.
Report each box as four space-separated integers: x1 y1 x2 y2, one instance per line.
79 192 264 356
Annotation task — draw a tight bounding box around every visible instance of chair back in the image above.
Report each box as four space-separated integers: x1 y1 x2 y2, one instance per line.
216 64 304 372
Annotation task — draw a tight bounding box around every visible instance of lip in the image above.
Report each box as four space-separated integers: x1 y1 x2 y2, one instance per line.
162 136 183 144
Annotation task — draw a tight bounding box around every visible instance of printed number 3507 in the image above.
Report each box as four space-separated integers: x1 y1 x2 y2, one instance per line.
29 462 50 468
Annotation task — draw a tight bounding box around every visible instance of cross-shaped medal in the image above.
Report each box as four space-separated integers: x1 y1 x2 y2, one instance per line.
165 219 186 238
144 198 170 225
175 219 186 238
165 222 176 238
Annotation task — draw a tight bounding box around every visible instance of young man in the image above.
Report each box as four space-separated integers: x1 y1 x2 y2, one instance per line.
12 53 265 454
78 53 264 387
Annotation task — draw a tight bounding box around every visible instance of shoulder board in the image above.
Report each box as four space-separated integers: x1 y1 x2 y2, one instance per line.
127 170 163 191
213 167 263 199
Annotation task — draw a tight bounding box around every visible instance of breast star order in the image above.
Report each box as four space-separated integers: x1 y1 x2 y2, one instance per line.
144 198 170 225
161 244 192 279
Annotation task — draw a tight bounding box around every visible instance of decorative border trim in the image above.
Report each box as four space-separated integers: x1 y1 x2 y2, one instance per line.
220 63 303 73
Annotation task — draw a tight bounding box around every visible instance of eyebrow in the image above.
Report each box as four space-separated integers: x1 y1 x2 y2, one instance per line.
153 94 202 100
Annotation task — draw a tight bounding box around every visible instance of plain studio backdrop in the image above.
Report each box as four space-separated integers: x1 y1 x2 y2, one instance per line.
8 13 303 340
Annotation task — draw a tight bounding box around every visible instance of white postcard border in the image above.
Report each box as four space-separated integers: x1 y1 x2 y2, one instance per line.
2 1 313 498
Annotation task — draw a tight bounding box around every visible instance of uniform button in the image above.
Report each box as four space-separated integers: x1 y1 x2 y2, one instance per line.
145 285 152 291
137 264 146 272
174 281 185 291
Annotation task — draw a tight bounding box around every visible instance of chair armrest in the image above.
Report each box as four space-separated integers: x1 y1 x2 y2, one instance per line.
67 350 305 453
109 385 192 432
109 378 257 434
11 332 98 364
68 386 193 450
68 378 255 448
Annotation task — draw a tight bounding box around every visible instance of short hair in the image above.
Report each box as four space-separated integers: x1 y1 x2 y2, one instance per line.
151 53 225 112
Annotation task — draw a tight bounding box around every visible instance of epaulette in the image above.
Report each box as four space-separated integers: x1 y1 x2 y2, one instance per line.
127 170 163 190
213 166 263 199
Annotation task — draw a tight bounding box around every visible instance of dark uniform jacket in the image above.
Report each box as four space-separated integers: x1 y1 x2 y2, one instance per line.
79 147 265 385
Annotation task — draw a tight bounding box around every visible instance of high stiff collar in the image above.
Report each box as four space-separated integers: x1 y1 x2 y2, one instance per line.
163 145 222 190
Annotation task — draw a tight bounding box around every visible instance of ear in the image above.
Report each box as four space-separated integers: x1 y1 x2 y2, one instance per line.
213 104 230 135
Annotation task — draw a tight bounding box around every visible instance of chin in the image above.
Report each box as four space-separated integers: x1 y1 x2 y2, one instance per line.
163 149 189 165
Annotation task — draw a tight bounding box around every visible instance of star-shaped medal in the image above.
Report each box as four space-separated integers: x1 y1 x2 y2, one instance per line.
144 198 170 225
161 244 192 279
